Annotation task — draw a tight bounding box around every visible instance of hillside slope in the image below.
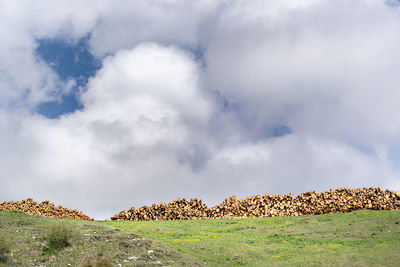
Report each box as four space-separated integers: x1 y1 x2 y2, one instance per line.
108 210 400 266
1 209 399 266
0 211 201 266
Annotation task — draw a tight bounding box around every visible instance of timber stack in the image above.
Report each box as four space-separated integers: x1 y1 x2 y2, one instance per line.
113 198 208 221
0 198 93 220
110 187 400 221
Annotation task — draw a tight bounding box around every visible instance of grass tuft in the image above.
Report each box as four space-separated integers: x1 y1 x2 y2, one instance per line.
83 252 114 267
0 235 10 263
43 224 73 254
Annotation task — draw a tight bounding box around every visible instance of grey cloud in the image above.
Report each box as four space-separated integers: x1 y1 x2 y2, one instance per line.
0 0 400 219
204 0 400 144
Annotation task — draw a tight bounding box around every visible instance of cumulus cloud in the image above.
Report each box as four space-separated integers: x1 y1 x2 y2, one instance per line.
202 135 393 198
0 0 214 107
1 43 214 218
88 0 217 57
204 0 400 145
1 0 400 219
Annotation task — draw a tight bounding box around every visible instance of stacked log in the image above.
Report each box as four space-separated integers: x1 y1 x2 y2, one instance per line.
111 198 208 221
0 198 93 220
293 187 400 215
110 187 400 221
208 193 297 218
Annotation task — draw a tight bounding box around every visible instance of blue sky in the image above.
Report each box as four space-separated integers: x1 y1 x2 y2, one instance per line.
36 36 100 118
1 0 400 219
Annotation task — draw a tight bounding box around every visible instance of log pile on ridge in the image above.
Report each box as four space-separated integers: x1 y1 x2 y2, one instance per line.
110 187 400 221
0 198 93 220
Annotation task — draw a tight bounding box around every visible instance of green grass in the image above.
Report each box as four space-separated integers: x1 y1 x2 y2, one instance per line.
107 210 400 266
42 224 74 254
0 235 10 264
0 210 201 266
1 209 399 266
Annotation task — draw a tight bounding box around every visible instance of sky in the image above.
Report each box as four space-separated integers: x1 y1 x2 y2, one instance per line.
1 0 400 219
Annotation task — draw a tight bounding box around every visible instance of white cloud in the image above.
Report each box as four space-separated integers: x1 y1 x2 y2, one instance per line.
1 0 400 219
88 0 217 57
202 135 392 199
0 0 216 106
204 0 400 144
0 43 214 218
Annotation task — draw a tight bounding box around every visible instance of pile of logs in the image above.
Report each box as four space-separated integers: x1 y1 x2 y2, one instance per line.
112 198 209 221
110 187 400 221
0 198 93 220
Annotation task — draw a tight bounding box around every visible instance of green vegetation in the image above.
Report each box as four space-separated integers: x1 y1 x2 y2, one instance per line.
0 235 10 264
43 224 74 254
1 209 399 266
83 250 114 267
108 210 400 266
0 210 200 266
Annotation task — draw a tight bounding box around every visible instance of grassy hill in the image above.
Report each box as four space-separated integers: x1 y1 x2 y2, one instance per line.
0 210 201 266
1 209 400 266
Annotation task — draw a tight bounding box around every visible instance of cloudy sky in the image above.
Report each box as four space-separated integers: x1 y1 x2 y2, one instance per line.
1 0 400 219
